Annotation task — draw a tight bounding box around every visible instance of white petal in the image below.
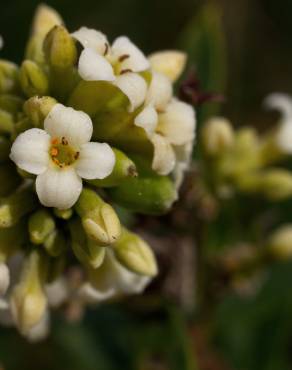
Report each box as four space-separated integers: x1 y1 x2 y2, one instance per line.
78 282 117 303
134 105 158 137
145 72 173 111
148 50 187 82
25 311 50 342
264 93 292 153
76 142 115 180
83 250 151 303
112 36 149 72
151 133 176 175
264 93 292 121
0 263 9 296
44 103 93 147
172 141 193 188
157 99 196 145
72 27 109 55
78 48 115 82
45 278 69 308
114 72 147 112
10 128 50 175
36 167 82 210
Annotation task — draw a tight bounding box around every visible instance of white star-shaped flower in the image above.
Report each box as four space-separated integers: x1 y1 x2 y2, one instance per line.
10 103 115 209
72 27 149 111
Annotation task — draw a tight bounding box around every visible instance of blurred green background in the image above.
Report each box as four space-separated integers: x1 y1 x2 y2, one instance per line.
1 1 292 369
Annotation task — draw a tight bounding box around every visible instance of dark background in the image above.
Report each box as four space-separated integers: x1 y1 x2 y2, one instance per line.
1 1 292 370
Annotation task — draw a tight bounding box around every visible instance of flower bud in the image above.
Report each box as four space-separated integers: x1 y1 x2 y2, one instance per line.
114 228 158 277
75 188 121 246
268 225 292 259
32 4 63 38
88 149 137 188
44 25 77 69
0 187 37 228
28 209 55 245
10 251 48 334
201 117 234 156
0 262 9 296
43 229 67 257
109 174 178 215
148 51 187 82
19 60 49 98
261 169 292 200
0 109 14 135
0 60 19 94
23 96 57 128
70 218 106 269
0 221 27 259
0 94 23 115
53 207 73 220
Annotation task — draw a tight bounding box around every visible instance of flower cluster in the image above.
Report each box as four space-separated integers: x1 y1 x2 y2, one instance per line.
0 5 196 340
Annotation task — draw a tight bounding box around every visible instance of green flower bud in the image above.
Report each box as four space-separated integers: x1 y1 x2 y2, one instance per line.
0 220 27 260
19 60 49 98
88 149 137 188
69 218 106 269
109 174 178 215
201 117 234 156
0 60 19 94
53 207 73 220
0 109 14 135
114 228 157 277
44 25 77 69
0 94 23 115
75 188 121 246
268 225 292 260
261 169 292 200
10 250 48 334
43 26 78 100
0 186 37 228
28 209 55 245
43 229 66 257
23 96 57 128
0 162 22 197
0 136 10 162
68 80 128 118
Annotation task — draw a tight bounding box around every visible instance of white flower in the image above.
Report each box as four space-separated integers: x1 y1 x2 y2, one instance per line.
135 98 196 179
72 27 149 111
78 250 151 303
10 103 115 209
264 93 292 154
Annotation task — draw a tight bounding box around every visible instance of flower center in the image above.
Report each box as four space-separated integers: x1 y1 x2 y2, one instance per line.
50 137 79 168
111 54 132 75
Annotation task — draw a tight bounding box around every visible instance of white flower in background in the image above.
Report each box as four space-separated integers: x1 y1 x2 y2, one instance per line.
78 250 151 303
0 262 9 296
10 103 115 209
72 27 149 111
264 93 292 153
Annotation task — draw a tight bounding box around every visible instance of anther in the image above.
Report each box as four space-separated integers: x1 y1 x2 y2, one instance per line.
104 43 109 56
120 68 132 75
119 54 130 62
61 137 68 145
74 152 80 160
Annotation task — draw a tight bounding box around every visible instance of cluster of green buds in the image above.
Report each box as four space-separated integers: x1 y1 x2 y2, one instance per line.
0 4 196 340
200 95 292 201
